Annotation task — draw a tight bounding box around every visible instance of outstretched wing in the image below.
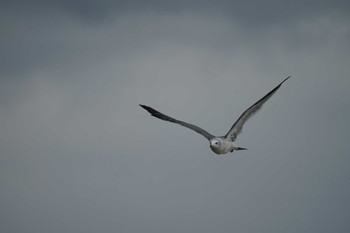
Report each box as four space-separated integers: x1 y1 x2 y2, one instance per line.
225 76 290 141
140 104 215 140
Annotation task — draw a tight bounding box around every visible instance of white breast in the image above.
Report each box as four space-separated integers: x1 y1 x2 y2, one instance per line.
210 138 234 154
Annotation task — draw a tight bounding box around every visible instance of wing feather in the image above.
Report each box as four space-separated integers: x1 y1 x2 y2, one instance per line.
140 104 215 140
225 76 290 141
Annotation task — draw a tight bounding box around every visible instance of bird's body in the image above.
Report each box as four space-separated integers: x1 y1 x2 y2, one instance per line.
209 137 247 154
140 77 290 154
210 138 234 154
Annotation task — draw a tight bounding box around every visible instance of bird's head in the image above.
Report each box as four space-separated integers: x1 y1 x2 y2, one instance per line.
210 138 223 154
210 138 221 148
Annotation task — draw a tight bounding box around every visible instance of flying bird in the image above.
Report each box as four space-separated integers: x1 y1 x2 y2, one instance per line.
140 76 290 154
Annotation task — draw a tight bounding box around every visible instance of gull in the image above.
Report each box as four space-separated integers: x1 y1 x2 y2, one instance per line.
140 77 290 154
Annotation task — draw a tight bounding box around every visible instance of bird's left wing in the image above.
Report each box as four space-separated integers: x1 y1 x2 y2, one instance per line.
140 104 215 140
224 76 290 141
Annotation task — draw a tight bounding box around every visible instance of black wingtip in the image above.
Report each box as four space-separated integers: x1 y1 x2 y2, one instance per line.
139 104 151 112
139 104 159 117
273 76 291 90
281 76 291 84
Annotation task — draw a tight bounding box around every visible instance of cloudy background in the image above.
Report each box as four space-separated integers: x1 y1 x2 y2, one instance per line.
1 1 350 232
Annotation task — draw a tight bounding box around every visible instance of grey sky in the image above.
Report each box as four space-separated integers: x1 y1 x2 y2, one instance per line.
1 1 349 233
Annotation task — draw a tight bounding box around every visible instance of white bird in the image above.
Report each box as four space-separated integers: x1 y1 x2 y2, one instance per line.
140 76 290 154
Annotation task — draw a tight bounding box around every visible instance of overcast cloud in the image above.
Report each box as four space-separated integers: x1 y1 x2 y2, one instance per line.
1 1 350 233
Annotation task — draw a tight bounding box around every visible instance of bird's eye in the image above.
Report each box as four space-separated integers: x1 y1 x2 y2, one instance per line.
215 142 218 145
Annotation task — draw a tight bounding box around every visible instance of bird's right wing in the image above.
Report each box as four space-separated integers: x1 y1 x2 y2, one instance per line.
140 105 215 140
225 76 290 141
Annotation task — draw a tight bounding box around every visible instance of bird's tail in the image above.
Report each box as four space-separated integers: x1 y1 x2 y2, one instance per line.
237 147 247 150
